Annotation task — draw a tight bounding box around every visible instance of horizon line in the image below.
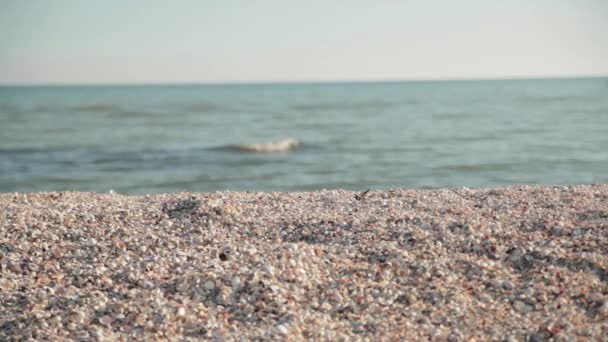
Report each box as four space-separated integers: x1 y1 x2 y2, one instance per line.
1 74 607 87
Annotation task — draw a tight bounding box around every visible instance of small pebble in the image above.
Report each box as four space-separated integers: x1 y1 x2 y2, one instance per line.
502 280 514 291
263 265 275 276
277 325 288 335
231 277 241 290
513 301 532 313
588 292 603 303
99 316 112 326
160 220 173 229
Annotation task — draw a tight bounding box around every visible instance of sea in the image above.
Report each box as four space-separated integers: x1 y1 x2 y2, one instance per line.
1 77 607 194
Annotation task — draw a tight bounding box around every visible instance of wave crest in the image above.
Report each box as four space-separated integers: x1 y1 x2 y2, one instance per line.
223 138 302 153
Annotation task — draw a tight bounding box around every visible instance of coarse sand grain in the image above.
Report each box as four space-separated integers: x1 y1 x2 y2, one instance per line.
1 185 608 340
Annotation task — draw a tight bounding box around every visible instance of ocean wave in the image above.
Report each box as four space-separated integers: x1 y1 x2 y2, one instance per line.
291 101 393 112
71 104 119 113
182 103 236 114
20 104 124 114
49 104 164 118
218 138 302 153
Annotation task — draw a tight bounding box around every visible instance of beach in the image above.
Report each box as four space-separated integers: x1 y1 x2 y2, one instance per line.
1 185 607 340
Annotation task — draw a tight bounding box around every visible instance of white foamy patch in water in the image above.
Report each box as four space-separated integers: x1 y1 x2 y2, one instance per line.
228 138 302 153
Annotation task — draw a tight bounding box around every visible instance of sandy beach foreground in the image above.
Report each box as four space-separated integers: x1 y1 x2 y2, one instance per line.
1 186 607 341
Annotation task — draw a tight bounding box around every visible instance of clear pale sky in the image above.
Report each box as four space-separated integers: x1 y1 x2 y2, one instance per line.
1 0 607 84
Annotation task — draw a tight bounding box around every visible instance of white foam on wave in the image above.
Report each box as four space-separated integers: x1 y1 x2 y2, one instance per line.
228 138 302 153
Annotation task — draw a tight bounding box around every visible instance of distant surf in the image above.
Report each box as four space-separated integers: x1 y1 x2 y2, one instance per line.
217 138 302 153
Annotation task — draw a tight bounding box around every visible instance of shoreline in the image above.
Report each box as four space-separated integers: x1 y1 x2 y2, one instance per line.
1 185 607 340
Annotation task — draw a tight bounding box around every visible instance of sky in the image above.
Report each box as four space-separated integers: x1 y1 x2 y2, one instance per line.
1 0 607 84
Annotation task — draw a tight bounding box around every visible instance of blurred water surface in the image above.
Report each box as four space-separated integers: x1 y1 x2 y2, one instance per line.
1 78 607 193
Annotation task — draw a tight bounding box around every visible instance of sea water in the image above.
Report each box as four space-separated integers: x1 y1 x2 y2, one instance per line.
1 78 607 194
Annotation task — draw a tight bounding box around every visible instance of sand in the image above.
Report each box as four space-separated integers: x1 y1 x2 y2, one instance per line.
1 185 607 341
